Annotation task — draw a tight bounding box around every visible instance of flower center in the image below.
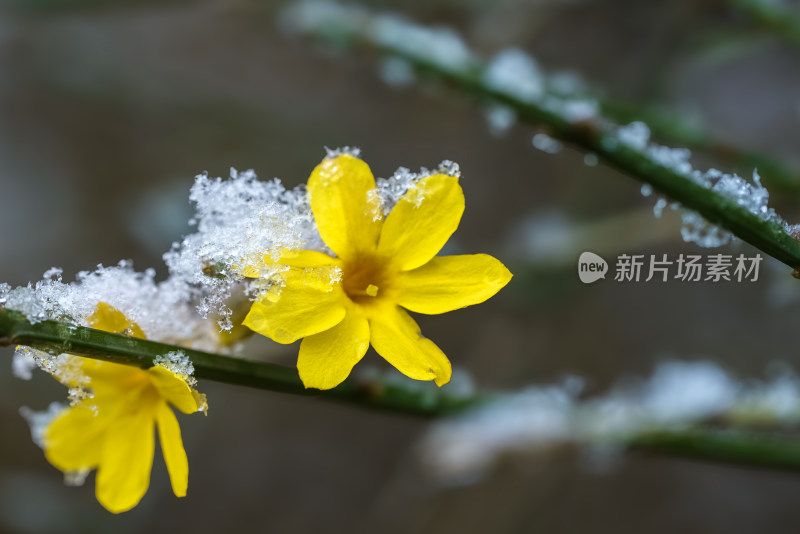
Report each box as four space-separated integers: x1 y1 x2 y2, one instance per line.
342 255 393 306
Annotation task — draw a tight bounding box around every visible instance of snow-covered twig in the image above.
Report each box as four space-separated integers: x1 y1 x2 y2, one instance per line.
283 1 800 268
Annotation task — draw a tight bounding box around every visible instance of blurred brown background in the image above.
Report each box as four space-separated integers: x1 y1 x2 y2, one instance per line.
3 0 800 532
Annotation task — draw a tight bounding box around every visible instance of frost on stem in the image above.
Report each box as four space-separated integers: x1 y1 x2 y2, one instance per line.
616 121 791 248
284 1 478 74
483 48 544 104
368 15 476 75
277 0 369 41
419 360 800 483
2 147 463 381
282 1 603 128
282 2 798 253
480 38 598 126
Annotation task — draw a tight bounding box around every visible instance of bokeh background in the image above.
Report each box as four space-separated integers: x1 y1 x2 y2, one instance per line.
2 0 800 532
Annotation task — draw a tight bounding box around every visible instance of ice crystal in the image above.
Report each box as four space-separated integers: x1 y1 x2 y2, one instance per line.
556 99 598 123
532 133 563 154
63 470 90 487
324 146 361 159
378 57 415 87
12 346 37 380
286 0 476 73
11 346 90 404
373 160 460 217
653 198 668 218
278 0 368 38
281 1 796 251
616 121 651 151
421 384 575 482
483 48 544 103
680 211 735 248
1 262 217 350
641 361 737 422
583 153 599 167
20 402 65 448
484 105 516 138
611 119 791 247
163 168 318 330
154 350 197 387
368 15 475 74
4 148 464 392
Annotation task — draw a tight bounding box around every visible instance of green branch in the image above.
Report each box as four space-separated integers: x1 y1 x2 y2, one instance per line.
597 99 800 195
287 4 800 269
631 428 800 472
0 308 476 417
6 306 800 473
391 50 800 268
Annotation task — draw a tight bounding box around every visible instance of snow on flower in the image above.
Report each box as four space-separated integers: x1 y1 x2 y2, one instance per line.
38 303 206 513
241 153 513 389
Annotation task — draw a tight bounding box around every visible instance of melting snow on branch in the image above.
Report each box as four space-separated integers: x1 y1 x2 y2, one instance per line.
419 360 800 483
482 48 544 103
614 121 792 248
282 1 797 249
1 148 462 386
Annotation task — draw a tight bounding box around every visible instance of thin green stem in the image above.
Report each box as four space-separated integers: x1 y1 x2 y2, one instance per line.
631 428 800 472
290 6 800 269
0 308 477 417
6 307 800 471
402 51 800 268
597 99 800 195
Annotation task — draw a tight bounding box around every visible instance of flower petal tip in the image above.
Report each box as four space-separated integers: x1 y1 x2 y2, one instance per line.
434 375 451 387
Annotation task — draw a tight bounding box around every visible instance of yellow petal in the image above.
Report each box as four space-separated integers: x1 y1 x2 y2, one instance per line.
276 249 341 268
82 359 146 387
155 401 188 498
96 411 155 514
308 154 383 260
377 174 464 271
241 264 262 278
242 250 339 278
242 274 347 344
298 309 370 390
148 366 202 414
87 302 146 339
44 405 106 472
397 254 512 314
369 307 452 386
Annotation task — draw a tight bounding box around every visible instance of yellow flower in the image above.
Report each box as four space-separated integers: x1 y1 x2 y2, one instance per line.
43 302 207 514
242 154 512 390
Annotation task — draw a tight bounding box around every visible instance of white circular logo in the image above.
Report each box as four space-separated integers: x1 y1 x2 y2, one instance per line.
578 252 608 284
